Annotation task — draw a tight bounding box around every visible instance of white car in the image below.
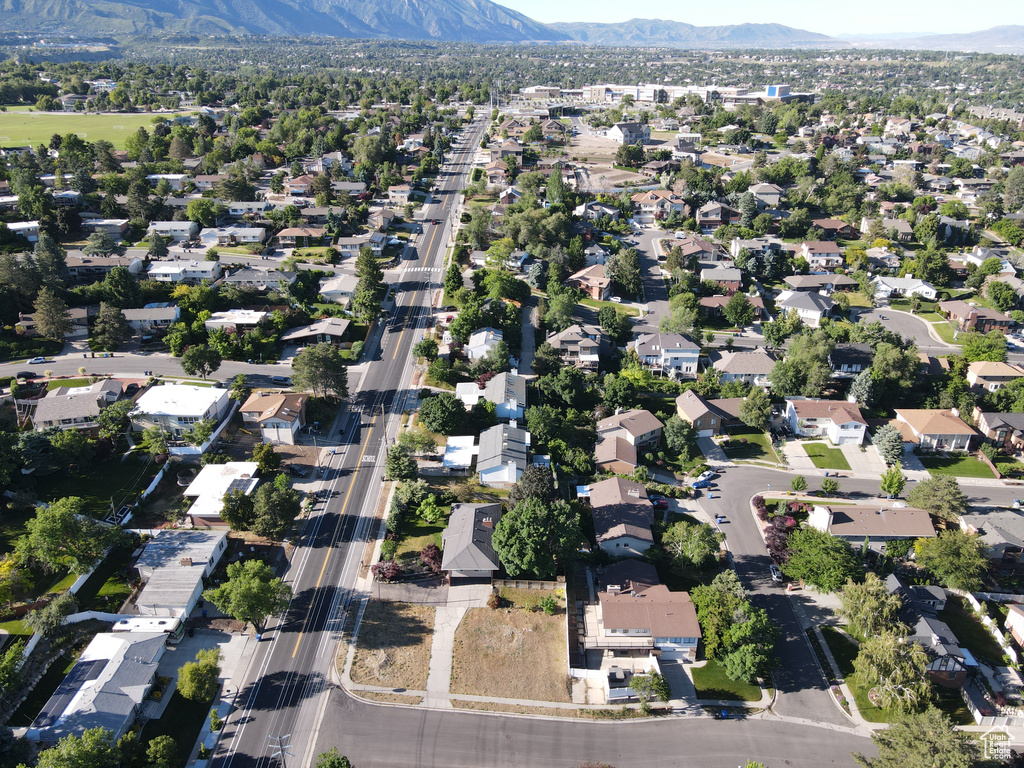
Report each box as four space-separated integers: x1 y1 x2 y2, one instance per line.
28 356 46 364
610 296 622 303
695 470 716 483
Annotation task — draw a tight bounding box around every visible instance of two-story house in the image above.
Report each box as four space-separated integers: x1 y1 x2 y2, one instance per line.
939 300 1013 334
785 398 867 445
597 409 663 450
147 260 222 284
708 348 776 388
675 390 744 437
132 384 232 440
585 477 655 557
607 122 650 145
631 333 700 376
630 190 686 225
966 361 1024 394
699 267 742 295
32 380 123 432
547 324 604 371
696 201 740 232
800 241 845 271
147 221 199 242
477 423 530 488
567 264 612 300
239 391 309 445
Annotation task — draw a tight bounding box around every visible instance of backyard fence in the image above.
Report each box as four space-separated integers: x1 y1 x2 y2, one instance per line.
955 590 1019 664
492 578 564 590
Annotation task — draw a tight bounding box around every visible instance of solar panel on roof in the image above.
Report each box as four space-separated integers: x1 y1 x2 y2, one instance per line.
31 658 107 728
225 478 251 494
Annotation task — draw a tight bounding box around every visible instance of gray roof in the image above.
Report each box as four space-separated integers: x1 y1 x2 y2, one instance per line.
33 380 122 426
441 503 503 573
784 274 858 290
961 509 1024 550
281 317 351 342
633 332 699 357
123 307 179 322
31 632 166 742
477 423 529 472
700 267 742 282
780 291 834 313
708 348 776 375
223 268 294 285
483 372 526 406
830 343 873 369
981 412 1024 433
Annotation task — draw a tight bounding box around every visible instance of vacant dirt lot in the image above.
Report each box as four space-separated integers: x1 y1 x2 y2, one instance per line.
350 600 434 690
450 607 571 703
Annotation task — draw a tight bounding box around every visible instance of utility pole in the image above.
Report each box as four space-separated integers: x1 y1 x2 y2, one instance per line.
269 734 294 768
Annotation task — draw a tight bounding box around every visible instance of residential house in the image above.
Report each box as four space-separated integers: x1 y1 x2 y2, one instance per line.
786 399 867 445
122 305 180 335
280 317 351 347
975 411 1024 451
675 390 743 437
776 291 834 327
960 508 1024 566
240 391 309 445
146 173 188 191
199 226 266 247
32 380 122 432
630 190 686 224
27 633 167 744
783 274 858 293
575 201 621 222
699 267 742 295
51 190 82 208
466 327 504 360
872 276 937 301
277 227 328 248
631 333 700 376
749 182 783 208
640 159 680 177
286 175 315 196
441 503 503 583
696 201 739 232
699 295 765 322
228 201 272 217
966 361 1024 393
596 409 663 449
221 267 294 291
387 184 412 205
708 348 776 387
204 309 268 333
547 324 604 371
318 274 359 304
454 372 526 421
829 343 873 377
490 140 524 162
19 306 89 338
567 264 612 300
893 409 976 451
809 504 936 549
182 463 259 526
595 434 640 474
667 234 722 262
586 477 654 557
132 384 232 439
800 241 845 271
147 260 222 284
938 300 1012 334
588 583 702 662
193 174 226 191
147 221 199 242
867 247 903 271
584 244 610 266
133 530 228 615
8 221 40 242
881 218 914 242
811 218 857 239
607 122 650 145
476 423 530 487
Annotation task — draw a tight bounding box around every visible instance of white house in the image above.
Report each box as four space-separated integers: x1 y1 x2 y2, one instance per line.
132 384 232 439
147 220 199 242
199 226 266 247
631 333 700 376
607 122 651 145
477 422 529 487
8 221 40 242
183 462 259 525
204 309 268 333
872 276 937 301
147 260 222 283
466 327 504 360
776 291 834 328
122 305 180 334
146 173 188 191
318 274 359 304
785 398 867 445
455 371 526 421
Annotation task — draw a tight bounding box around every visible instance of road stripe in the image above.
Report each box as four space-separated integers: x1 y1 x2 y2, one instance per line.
291 413 377 659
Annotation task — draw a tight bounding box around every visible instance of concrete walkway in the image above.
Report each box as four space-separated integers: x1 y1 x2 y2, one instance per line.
780 441 817 474
696 437 732 466
423 605 466 709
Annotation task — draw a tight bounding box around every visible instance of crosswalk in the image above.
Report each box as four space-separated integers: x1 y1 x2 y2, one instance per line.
402 266 442 272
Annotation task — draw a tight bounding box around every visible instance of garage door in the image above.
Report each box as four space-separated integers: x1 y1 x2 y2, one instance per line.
697 429 714 438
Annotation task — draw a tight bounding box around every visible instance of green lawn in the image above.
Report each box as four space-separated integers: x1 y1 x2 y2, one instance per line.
939 596 1007 663
0 618 31 637
691 660 762 702
579 298 640 317
722 427 779 463
919 454 996 479
395 510 450 563
139 689 216 768
802 443 852 471
73 546 134 613
0 504 34 557
0 112 190 149
46 378 90 391
38 455 158 518
818 626 887 723
928 321 961 345
917 312 946 323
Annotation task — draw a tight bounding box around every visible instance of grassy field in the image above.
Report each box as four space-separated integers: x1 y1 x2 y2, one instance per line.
0 112 186 150
579 298 640 317
690 660 761 702
451 606 570 702
802 443 852 471
818 626 887 723
940 596 1006 663
722 427 779 464
350 600 434 690
46 378 90 391
928 321 961 345
919 454 996 479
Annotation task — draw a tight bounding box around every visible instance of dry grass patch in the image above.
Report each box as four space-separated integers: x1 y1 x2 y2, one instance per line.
350 600 434 690
355 692 423 705
451 701 583 717
498 587 564 612
450 607 570 702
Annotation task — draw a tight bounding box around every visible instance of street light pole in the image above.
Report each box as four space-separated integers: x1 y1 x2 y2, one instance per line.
269 735 294 768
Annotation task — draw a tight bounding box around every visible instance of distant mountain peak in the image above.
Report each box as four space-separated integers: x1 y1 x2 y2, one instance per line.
550 18 842 48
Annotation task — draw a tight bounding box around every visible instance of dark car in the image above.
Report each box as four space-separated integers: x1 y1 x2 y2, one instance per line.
15 371 36 380
651 499 669 510
124 383 140 396
286 464 308 478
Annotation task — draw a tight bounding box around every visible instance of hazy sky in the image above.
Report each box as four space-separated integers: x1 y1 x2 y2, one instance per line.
493 0 1001 37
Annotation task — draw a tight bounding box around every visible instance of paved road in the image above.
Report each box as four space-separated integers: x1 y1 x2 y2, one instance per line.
209 116 490 768
316 691 872 768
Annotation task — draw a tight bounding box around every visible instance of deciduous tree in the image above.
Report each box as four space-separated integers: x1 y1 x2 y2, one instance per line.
203 559 292 633
854 707 978 768
291 343 349 398
17 496 121 575
181 344 222 379
662 521 723 570
418 392 466 435
838 573 904 640
35 727 120 768
739 387 772 431
177 648 221 702
853 631 930 712
880 463 906 498
914 529 988 592
491 498 583 579
906 475 968 521
781 526 861 592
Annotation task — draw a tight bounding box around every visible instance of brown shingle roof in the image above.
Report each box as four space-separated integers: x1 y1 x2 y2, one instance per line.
789 399 867 426
600 585 701 639
895 409 976 436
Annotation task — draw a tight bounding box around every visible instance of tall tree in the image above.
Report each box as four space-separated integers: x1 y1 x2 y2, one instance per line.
739 387 772 431
491 498 583 579
837 573 904 639
291 343 349 398
662 521 723 570
34 232 69 287
913 530 988 592
906 475 969 521
181 345 223 379
91 302 132 350
872 424 905 466
16 496 120 575
177 648 221 702
879 463 906 498
102 266 142 308
853 631 930 712
723 292 754 328
605 247 642 297
781 526 861 592
203 559 292 633
854 707 978 768
33 287 72 341
35 727 120 768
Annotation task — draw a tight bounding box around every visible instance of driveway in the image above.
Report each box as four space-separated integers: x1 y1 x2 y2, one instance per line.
857 308 953 352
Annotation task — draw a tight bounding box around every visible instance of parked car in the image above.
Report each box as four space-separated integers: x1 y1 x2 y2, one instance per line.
124 383 139 396
271 376 291 386
286 464 308 478
695 470 716 483
769 564 783 583
691 479 712 489
28 356 46 364
15 371 36 380
651 498 669 510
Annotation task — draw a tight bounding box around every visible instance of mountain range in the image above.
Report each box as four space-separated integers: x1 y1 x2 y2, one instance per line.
0 0 1022 53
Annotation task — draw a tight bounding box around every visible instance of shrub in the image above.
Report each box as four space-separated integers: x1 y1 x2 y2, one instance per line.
486 593 501 609
380 539 398 560
539 595 559 615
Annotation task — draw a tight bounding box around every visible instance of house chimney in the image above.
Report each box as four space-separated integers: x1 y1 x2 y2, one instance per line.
180 557 193 567
481 517 494 529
